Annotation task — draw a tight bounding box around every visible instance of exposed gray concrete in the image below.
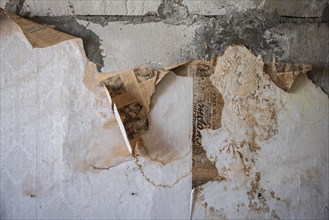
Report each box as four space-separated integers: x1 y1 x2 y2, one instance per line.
185 0 263 16
193 10 282 62
76 19 199 72
269 23 329 66
3 0 328 18
308 67 329 94
263 0 328 17
3 0 24 14
186 0 328 17
3 0 161 16
2 0 329 93
157 0 189 24
323 3 329 21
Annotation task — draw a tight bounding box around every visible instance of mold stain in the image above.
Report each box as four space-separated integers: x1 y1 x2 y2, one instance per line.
243 158 284 218
271 209 281 219
195 187 228 220
247 172 270 214
196 46 286 217
209 46 279 178
188 47 293 218
68 1 75 14
270 191 288 205
208 207 228 220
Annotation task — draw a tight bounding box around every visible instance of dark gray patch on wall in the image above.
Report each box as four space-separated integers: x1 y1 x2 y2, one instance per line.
308 67 329 95
5 0 25 14
157 0 189 25
31 16 105 71
193 10 282 63
75 14 162 27
322 3 329 22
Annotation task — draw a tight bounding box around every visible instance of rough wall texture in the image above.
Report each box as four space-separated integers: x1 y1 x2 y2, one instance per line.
1 1 329 219
2 0 329 88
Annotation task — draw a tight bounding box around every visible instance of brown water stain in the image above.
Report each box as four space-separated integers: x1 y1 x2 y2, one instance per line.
142 146 181 166
245 172 283 219
270 191 288 205
247 172 271 214
264 62 311 92
22 173 36 198
102 119 116 129
195 187 228 220
82 61 113 107
88 145 131 170
134 143 190 188
24 190 36 198
271 209 281 219
99 112 107 117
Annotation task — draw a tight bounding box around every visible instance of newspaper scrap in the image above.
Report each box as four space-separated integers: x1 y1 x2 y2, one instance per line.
1 8 75 48
170 60 225 188
99 67 170 155
264 59 312 92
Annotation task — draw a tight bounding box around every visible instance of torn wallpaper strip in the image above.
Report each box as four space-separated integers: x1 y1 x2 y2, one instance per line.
1 9 328 219
2 9 75 47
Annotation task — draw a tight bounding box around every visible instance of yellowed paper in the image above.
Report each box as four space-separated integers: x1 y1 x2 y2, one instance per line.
1 8 75 48
100 67 171 155
264 61 312 91
169 60 224 188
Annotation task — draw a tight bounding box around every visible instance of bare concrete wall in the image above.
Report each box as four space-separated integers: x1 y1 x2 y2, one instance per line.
3 0 329 93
